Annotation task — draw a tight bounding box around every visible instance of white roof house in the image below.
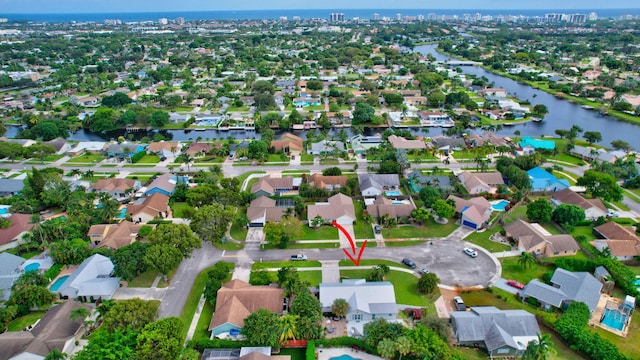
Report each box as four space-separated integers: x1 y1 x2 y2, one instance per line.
57 254 120 301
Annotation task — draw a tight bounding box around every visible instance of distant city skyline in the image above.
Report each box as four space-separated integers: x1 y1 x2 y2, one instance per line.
0 0 637 14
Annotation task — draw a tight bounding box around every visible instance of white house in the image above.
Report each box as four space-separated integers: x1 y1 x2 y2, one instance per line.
57 254 120 302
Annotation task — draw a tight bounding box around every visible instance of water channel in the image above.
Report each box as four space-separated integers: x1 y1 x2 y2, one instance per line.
5 44 640 147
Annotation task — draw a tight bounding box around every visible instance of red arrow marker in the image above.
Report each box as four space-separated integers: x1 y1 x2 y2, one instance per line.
332 221 367 266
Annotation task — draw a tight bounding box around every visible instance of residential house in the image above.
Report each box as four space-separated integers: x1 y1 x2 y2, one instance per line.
88 221 142 249
126 193 170 223
387 135 426 150
551 188 607 220
504 219 580 257
431 136 466 154
458 171 505 194
407 170 452 191
57 254 120 302
246 196 289 227
67 141 107 156
209 279 283 338
358 174 401 197
0 300 92 360
146 173 185 196
270 133 304 156
184 142 214 158
105 143 146 158
251 176 295 197
319 279 398 337
451 306 540 358
307 193 356 226
0 252 25 301
202 348 274 360
366 196 416 221
43 137 71 154
350 135 382 154
306 174 348 191
148 141 180 159
0 214 34 251
308 140 345 155
592 221 640 261
92 178 141 201
0 178 24 197
478 88 508 97
448 195 492 230
418 111 455 127
571 145 620 164
527 167 570 192
520 268 603 312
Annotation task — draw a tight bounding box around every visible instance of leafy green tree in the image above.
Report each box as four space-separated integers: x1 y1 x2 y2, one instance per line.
518 252 536 270
44 349 67 360
432 199 455 219
102 92 133 107
418 186 441 208
577 170 623 202
331 298 350 318
136 317 184 360
610 140 632 152
49 238 91 265
583 131 602 144
101 298 159 332
552 204 586 227
523 333 554 360
89 107 119 132
148 223 201 257
248 140 269 160
532 104 549 119
395 336 412 360
242 309 280 347
526 198 553 223
74 330 138 360
352 103 375 125
144 244 182 280
405 324 453 359
149 110 169 127
278 314 299 345
0 305 18 332
112 242 150 281
377 338 397 359
289 290 323 339
417 273 440 294
363 319 405 348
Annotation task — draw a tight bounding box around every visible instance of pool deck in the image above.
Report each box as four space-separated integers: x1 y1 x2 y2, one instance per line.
589 294 630 337
317 347 384 360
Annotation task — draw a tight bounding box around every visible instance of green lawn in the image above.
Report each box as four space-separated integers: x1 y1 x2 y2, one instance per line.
66 153 104 163
294 226 339 240
267 154 290 163
465 226 512 253
301 154 314 162
135 154 161 164
279 348 305 360
171 202 193 218
382 219 457 239
193 301 214 341
298 270 322 287
500 257 552 284
42 154 65 162
503 205 528 223
236 170 266 185
353 221 374 239
385 240 427 247
339 259 404 267
127 269 159 287
230 219 248 242
7 311 46 331
252 260 322 270
341 270 428 306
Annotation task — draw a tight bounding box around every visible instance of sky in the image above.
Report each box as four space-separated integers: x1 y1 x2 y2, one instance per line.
0 1 636 14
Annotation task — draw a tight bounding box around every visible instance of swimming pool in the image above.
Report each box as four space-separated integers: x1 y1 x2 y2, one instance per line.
491 200 510 211
386 191 402 196
0 208 8 215
49 275 69 292
24 263 40 272
329 355 361 360
116 208 127 219
601 308 627 331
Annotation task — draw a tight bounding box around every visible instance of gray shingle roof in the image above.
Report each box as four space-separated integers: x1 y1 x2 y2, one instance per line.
522 268 603 312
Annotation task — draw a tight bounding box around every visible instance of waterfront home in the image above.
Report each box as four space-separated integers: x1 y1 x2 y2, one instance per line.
387 135 426 150
88 221 142 249
270 133 304 156
308 140 345 155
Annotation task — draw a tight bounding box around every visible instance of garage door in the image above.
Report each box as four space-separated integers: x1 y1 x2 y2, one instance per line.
249 223 264 228
462 220 477 229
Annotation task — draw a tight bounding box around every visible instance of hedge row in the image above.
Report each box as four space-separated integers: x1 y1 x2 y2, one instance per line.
316 337 377 355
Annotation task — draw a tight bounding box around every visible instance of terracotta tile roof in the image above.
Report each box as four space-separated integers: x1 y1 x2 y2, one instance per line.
0 214 34 246
552 188 607 212
93 178 138 193
307 193 355 223
505 219 579 253
306 174 348 189
126 193 170 219
366 196 415 219
184 142 213 155
387 135 426 150
148 141 179 152
208 279 283 331
89 221 143 250
251 176 294 195
595 221 639 241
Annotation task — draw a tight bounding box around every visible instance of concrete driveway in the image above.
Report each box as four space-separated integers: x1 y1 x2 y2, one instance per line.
493 278 522 295
246 228 264 243
337 224 356 249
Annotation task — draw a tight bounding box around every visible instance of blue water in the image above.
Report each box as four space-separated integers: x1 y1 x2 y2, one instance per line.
24 263 40 272
0 208 7 215
4 9 640 23
601 308 627 331
492 200 510 211
329 355 361 360
116 208 127 219
386 191 402 196
49 275 69 291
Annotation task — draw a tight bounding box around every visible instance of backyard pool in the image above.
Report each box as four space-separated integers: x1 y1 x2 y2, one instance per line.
601 308 627 331
116 208 127 219
49 275 69 292
329 355 361 360
491 200 510 211
635 278 640 292
0 205 9 215
386 191 402 196
24 263 40 272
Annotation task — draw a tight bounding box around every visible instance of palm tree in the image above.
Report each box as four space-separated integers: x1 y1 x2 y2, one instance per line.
44 349 67 360
69 307 90 323
68 168 82 179
377 338 397 359
278 314 299 345
183 153 193 173
523 333 554 360
518 252 536 270
83 169 94 180
395 336 412 360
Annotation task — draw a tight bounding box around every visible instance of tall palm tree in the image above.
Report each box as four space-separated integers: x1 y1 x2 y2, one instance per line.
518 252 536 270
44 349 67 360
69 307 90 322
68 168 82 179
183 153 193 173
523 333 554 360
278 314 299 345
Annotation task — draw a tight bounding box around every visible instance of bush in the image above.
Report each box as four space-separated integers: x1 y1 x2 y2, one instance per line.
306 340 315 360
131 151 145 163
316 337 377 355
43 263 62 281
191 338 250 351
597 257 639 296
555 258 597 273
576 220 593 226
249 270 273 285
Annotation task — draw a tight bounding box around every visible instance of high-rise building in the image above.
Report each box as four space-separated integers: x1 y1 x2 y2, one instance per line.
417 14 424 21
176 17 184 25
373 13 380 21
396 13 402 21
158 18 168 25
330 13 344 23
588 12 598 21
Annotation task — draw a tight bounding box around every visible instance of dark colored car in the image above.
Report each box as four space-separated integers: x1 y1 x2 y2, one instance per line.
402 258 417 269
374 225 382 234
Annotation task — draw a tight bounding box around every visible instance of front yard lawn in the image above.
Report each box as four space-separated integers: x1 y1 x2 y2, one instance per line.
135 154 161 164
340 269 428 307
382 218 457 239
500 257 551 284
353 221 374 239
127 269 159 287
230 219 248 241
298 270 322 286
267 154 289 163
252 260 322 270
294 226 339 240
171 202 193 218
464 226 512 253
66 153 104 163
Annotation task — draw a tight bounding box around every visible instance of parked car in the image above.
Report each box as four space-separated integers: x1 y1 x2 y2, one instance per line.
418 268 430 275
463 247 478 258
453 296 466 311
607 210 619 218
374 225 382 234
506 280 525 290
160 156 167 161
402 258 416 269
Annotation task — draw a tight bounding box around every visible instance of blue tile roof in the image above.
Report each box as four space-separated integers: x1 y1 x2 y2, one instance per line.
527 167 570 192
